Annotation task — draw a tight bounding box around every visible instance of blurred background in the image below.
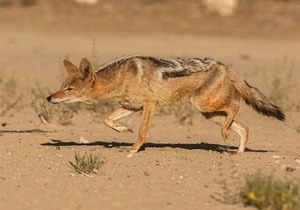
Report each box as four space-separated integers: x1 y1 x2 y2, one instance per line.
1 0 300 76
1 0 300 37
0 0 299 128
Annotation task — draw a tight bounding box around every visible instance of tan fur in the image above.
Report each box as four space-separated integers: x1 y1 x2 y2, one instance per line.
47 57 284 153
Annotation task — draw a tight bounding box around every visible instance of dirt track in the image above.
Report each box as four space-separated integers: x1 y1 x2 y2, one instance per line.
1 1 300 210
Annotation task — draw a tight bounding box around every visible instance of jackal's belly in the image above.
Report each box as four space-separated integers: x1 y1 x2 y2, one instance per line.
155 88 196 105
149 80 203 105
119 95 144 110
118 83 193 108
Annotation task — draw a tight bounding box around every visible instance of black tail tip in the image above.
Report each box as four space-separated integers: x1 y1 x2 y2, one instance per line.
278 113 285 121
275 109 285 121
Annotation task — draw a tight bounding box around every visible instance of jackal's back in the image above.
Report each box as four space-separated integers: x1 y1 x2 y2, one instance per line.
95 55 227 105
96 56 219 78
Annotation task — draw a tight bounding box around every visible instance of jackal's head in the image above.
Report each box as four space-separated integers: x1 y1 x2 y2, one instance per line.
47 58 97 104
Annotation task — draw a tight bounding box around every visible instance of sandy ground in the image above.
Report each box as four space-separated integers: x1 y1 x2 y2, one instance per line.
1 1 300 210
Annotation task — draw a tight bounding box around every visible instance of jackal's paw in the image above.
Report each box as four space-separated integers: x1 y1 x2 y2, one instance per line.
221 128 229 141
237 147 245 154
119 146 139 153
114 126 133 133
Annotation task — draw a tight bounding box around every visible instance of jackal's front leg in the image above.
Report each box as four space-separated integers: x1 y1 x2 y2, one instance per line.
128 102 156 153
104 108 136 133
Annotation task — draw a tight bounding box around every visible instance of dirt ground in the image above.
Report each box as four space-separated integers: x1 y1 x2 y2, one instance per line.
0 1 300 210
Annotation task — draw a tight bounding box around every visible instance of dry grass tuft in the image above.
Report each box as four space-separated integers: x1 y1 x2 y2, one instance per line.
0 72 23 116
30 83 79 125
69 152 106 176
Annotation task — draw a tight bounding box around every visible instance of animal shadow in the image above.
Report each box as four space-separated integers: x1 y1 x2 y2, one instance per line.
41 139 271 154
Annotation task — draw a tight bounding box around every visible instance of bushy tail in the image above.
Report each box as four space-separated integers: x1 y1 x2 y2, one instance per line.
233 79 285 121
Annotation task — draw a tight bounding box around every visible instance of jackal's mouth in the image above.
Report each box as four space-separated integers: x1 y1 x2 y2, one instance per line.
49 98 89 104
49 99 69 104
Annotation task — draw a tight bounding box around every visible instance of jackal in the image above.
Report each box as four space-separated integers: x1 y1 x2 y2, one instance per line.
47 56 284 153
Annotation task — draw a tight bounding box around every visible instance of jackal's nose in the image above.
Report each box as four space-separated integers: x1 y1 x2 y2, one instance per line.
46 96 52 102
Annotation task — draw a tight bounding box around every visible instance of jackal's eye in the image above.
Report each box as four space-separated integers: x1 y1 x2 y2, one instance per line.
66 87 74 91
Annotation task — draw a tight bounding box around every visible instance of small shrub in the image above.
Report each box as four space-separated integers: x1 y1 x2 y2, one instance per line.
173 104 197 125
268 57 297 111
156 104 197 125
19 0 36 7
31 83 79 125
84 101 116 116
0 72 23 116
269 77 285 106
69 152 106 175
0 0 12 7
90 39 99 69
4 74 17 95
240 173 300 210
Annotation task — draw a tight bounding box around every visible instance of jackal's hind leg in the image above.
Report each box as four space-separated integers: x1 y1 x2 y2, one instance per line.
220 104 239 141
230 121 248 153
201 112 249 153
104 108 136 133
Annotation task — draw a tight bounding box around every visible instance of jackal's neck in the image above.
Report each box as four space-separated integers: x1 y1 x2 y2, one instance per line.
91 73 123 102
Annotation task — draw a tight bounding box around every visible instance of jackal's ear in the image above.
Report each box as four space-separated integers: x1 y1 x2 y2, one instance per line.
79 57 94 80
63 59 80 77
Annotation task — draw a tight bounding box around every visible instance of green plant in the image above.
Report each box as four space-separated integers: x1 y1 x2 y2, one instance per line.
19 0 36 7
56 54 71 83
173 104 196 125
269 76 285 105
156 104 197 125
0 72 23 116
4 74 17 95
84 101 116 116
240 173 300 210
90 39 100 69
273 0 300 2
69 152 106 175
0 0 12 7
268 57 298 111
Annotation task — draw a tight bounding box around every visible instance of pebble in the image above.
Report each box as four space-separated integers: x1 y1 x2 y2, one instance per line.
286 167 296 172
79 137 89 143
126 153 133 158
0 176 6 181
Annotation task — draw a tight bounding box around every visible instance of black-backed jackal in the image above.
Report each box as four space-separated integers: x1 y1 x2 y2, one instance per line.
47 56 285 153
